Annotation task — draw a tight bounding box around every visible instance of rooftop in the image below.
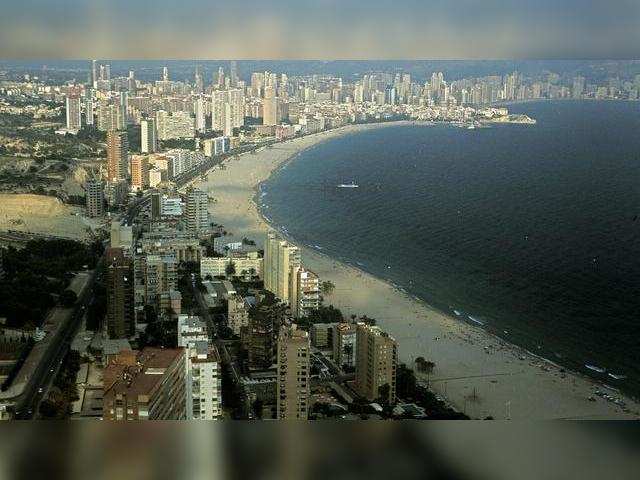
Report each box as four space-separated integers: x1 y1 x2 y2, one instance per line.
103 347 184 398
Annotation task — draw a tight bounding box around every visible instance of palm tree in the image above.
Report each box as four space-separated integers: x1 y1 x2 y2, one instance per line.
225 261 236 277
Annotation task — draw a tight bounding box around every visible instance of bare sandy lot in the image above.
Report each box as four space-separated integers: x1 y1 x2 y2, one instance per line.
0 193 93 240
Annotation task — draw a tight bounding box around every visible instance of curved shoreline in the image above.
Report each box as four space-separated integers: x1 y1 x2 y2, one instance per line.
194 121 640 419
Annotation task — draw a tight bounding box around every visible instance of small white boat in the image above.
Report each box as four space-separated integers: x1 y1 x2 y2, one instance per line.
468 315 485 326
585 364 606 374
337 182 359 188
608 373 627 380
453 310 462 316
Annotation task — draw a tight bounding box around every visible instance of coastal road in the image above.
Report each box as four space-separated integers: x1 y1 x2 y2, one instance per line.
13 272 96 420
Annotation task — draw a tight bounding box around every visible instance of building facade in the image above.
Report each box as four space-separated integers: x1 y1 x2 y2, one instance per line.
290 267 320 318
85 179 104 217
276 325 310 420
185 187 209 236
263 232 300 306
177 315 222 420
106 248 135 339
141 118 158 153
103 347 186 420
106 130 129 183
355 323 398 404
130 155 149 191
333 323 357 370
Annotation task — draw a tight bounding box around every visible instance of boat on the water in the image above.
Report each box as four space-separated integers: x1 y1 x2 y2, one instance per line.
608 373 627 380
585 364 606 374
337 182 359 188
467 315 485 326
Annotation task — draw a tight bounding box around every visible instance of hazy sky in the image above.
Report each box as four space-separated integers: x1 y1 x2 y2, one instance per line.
1 1 639 59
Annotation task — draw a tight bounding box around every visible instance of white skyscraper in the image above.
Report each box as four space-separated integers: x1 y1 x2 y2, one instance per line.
195 96 207 133
85 94 94 126
223 103 233 136
264 231 301 304
91 59 98 88
177 315 222 420
211 88 244 133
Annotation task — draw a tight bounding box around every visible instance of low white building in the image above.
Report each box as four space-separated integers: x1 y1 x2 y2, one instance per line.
200 251 263 279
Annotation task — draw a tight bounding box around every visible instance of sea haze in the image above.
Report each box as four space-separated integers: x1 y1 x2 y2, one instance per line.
260 101 640 397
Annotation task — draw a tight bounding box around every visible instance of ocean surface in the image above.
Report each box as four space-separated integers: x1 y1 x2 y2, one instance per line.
260 101 640 397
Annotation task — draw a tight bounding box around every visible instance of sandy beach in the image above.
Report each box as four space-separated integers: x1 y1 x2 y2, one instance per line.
192 123 640 419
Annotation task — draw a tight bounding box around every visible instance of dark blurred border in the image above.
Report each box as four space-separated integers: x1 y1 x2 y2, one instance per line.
1 422 639 480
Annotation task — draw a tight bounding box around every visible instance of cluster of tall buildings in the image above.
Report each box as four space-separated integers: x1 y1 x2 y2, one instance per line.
264 231 320 318
71 61 560 217
71 62 428 421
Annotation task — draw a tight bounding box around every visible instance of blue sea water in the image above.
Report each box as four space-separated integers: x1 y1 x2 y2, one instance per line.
260 101 640 396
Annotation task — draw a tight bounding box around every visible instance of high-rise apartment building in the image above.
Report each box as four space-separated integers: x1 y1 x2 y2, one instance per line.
65 89 82 133
140 254 178 307
97 102 121 132
85 94 94 126
150 192 162 221
177 315 221 420
211 89 244 134
333 323 357 370
91 59 98 88
227 293 250 336
155 110 195 140
185 187 209 236
263 232 301 305
244 297 288 370
103 347 186 420
290 267 320 318
85 179 104 217
130 155 149 191
106 248 135 339
106 130 129 183
277 325 310 420
263 86 278 126
141 118 157 153
194 96 207 133
229 60 239 86
355 323 398 404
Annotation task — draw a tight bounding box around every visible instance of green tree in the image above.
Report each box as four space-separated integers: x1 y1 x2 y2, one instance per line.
225 261 236 277
378 383 392 405
396 364 418 399
320 280 335 296
415 357 435 374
